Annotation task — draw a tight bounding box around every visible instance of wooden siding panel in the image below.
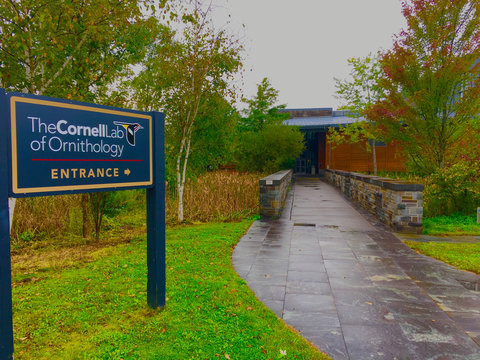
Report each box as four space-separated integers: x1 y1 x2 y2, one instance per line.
326 136 406 172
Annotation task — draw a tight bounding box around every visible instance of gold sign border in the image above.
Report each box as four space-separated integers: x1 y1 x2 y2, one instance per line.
10 96 153 194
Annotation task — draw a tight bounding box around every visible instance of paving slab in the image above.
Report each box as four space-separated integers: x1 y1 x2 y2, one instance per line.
233 177 480 359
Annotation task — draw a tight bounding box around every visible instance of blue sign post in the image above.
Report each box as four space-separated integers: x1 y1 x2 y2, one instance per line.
0 89 14 360
0 90 165 360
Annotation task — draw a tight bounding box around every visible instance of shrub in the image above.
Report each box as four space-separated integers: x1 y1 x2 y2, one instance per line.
423 160 480 217
235 124 305 173
371 168 480 218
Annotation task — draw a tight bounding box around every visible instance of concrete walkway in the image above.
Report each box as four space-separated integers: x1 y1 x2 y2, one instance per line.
233 178 480 360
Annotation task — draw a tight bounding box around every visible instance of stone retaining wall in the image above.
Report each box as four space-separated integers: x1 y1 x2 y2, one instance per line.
324 169 424 234
260 169 293 218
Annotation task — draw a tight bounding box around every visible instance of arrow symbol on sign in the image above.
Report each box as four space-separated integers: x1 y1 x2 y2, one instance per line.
124 169 131 176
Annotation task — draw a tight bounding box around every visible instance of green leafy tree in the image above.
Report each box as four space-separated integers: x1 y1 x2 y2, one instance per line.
161 94 239 185
238 77 288 131
366 0 480 174
333 54 387 175
0 0 161 235
133 0 242 222
335 54 385 114
235 78 304 172
185 95 239 173
0 0 160 101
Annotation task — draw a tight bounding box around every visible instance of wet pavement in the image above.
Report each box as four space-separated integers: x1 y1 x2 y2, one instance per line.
233 178 480 360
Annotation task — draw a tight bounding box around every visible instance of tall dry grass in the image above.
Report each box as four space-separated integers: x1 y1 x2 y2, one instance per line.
11 195 83 243
11 171 261 244
165 171 261 224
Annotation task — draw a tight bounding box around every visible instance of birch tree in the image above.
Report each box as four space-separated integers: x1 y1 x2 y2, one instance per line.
134 0 242 222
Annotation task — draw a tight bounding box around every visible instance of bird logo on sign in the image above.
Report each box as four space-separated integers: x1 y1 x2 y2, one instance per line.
114 121 143 146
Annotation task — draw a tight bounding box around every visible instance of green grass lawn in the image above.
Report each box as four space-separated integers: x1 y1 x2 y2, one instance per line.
11 220 329 360
405 241 480 275
423 214 480 236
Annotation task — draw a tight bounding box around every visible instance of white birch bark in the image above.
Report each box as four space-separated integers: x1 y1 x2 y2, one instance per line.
176 132 188 222
8 198 15 233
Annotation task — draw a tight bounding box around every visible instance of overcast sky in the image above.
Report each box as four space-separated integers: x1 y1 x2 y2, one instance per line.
211 0 406 110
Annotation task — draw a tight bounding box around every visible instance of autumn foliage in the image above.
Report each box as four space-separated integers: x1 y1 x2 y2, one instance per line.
367 0 480 174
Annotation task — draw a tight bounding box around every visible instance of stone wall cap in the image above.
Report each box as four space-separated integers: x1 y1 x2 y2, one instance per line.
260 169 293 186
327 169 424 191
382 181 424 191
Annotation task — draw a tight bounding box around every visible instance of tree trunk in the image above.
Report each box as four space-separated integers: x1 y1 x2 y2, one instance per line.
82 193 91 238
372 143 377 176
8 198 16 233
89 192 108 241
177 183 184 222
176 127 188 222
176 146 185 222
177 132 193 222
439 149 445 169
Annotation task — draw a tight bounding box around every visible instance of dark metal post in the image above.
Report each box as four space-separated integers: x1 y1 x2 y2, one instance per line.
0 89 14 359
146 111 165 308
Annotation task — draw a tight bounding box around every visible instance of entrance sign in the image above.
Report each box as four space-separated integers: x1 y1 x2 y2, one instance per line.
9 93 153 196
0 90 165 360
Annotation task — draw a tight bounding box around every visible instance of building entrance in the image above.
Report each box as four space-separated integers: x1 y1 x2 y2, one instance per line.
294 131 327 175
